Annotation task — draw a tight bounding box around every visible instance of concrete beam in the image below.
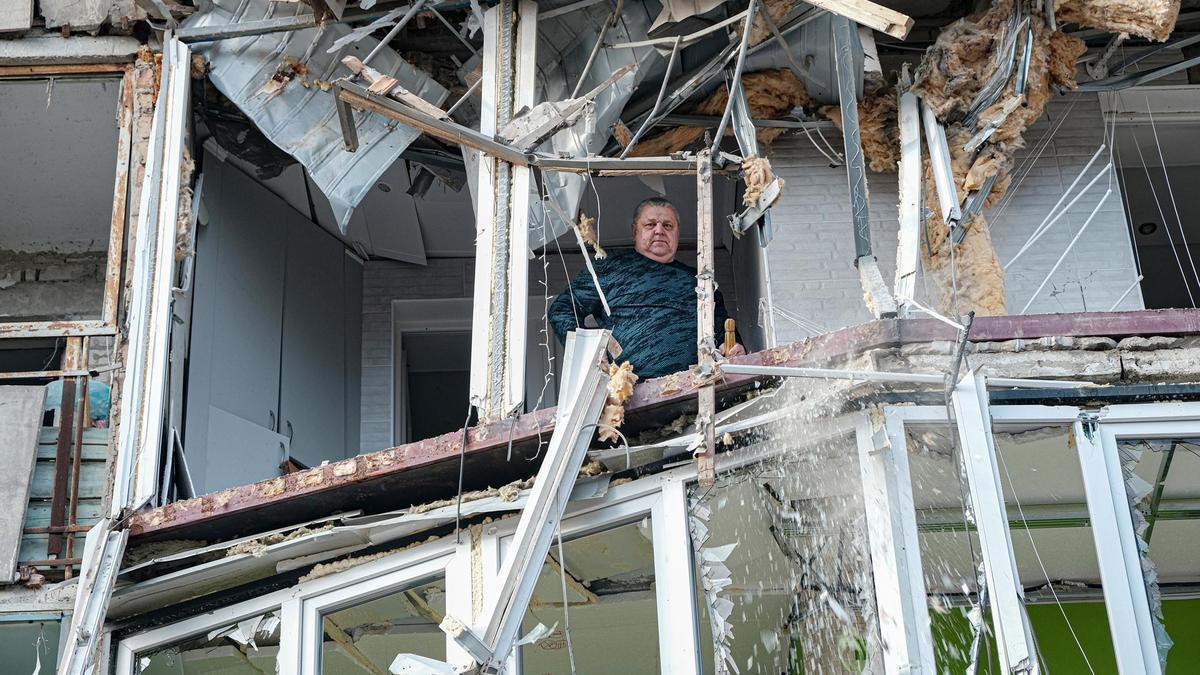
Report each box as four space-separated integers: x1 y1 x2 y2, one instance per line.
0 35 141 66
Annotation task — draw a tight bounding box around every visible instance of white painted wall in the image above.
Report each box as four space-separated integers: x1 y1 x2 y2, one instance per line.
765 92 1144 343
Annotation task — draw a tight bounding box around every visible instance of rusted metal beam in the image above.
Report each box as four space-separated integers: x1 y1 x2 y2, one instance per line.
0 63 129 76
0 321 116 339
47 378 77 559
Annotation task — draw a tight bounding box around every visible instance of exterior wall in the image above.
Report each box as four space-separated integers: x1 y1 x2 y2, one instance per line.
360 251 740 453
766 92 1144 343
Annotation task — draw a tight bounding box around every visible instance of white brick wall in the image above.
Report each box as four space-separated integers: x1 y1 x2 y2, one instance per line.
766 92 1144 344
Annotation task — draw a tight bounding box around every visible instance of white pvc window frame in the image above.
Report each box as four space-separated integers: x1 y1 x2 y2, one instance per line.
114 537 462 675
886 399 1190 675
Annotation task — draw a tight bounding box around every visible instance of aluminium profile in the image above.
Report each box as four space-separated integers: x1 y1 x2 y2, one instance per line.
894 84 921 305
950 371 1040 674
920 99 962 232
445 329 613 671
831 15 872 259
59 520 129 675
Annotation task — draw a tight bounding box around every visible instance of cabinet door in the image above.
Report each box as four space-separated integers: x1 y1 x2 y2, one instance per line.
278 208 346 468
185 157 287 493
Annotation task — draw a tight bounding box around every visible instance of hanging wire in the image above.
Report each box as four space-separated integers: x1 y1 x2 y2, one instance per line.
454 401 474 544
555 528 580 674
1146 97 1200 296
1129 118 1198 306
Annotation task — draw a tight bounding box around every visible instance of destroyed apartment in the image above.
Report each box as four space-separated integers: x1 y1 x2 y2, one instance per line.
7 0 1200 672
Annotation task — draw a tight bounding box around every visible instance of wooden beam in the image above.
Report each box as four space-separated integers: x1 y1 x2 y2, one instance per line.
0 63 128 76
803 0 913 40
695 149 716 487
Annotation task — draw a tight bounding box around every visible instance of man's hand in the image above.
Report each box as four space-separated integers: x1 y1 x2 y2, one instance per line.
724 343 746 358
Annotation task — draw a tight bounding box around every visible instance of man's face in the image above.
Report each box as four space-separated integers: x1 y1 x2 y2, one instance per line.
632 205 680 264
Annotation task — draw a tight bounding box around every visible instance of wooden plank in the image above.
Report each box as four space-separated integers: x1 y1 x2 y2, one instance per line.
30 462 108 501
37 443 109 462
695 150 716 487
0 0 33 33
0 63 128 76
803 0 913 40
24 501 104 528
39 426 110 447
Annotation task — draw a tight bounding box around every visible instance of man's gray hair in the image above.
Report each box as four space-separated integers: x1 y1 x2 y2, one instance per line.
632 196 679 224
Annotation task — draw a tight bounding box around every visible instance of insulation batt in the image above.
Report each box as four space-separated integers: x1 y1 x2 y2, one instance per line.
741 155 781 207
630 69 809 157
911 1 1087 317
598 361 638 442
820 75 900 172
1055 0 1181 42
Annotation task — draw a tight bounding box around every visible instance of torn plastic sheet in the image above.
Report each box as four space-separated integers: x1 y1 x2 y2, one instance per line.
690 492 740 674
185 0 448 232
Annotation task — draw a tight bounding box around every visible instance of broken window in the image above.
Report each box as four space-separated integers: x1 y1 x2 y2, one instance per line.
136 611 281 674
691 433 878 674
0 617 60 674
319 575 447 673
0 72 129 327
514 519 660 673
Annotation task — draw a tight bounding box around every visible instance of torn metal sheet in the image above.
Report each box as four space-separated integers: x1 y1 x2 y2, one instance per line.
185 0 448 232
527 2 655 247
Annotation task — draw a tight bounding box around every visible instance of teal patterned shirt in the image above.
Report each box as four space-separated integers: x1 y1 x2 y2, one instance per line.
549 249 733 379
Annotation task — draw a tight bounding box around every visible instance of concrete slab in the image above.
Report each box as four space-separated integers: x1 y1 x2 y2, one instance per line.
0 385 47 583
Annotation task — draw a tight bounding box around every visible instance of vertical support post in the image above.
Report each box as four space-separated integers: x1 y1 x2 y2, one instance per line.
855 410 936 674
833 15 896 318
47 377 77 559
652 479 702 674
951 371 1039 674
831 15 870 260
895 77 922 308
469 0 535 423
695 149 717 487
1078 420 1163 674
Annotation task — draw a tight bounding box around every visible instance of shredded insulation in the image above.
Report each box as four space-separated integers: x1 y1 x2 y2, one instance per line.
820 76 900 172
742 0 794 46
408 477 535 515
741 155 781 207
300 539 435 582
598 361 638 442
576 211 606 258
1055 0 1180 42
224 522 335 558
630 69 808 157
909 0 1089 316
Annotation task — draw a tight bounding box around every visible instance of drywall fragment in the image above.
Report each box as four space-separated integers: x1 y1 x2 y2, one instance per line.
1055 0 1180 42
630 69 808 156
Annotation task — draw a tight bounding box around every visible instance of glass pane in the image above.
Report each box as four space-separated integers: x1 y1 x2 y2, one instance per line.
692 433 876 674
321 576 446 673
0 619 60 674
138 612 279 674
518 519 659 674
1121 436 1200 670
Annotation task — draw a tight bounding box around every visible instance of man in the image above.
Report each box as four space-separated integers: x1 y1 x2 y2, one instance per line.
548 197 744 379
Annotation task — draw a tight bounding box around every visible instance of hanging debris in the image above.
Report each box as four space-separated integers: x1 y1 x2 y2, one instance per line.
820 77 900 172
908 0 1088 316
598 361 638 443
742 155 781 207
576 211 607 259
1055 0 1181 42
629 69 809 157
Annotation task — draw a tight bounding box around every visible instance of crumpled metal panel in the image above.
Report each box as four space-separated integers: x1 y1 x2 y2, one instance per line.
532 4 655 246
185 0 447 231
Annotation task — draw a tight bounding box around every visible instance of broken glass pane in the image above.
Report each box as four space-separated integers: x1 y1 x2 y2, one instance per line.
320 575 446 673
516 519 660 673
137 612 280 674
692 432 877 674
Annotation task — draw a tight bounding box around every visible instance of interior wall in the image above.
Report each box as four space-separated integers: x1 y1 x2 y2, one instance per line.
766 92 1144 341
185 154 362 495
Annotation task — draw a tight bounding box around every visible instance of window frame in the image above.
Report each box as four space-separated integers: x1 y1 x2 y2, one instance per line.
0 63 134 339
